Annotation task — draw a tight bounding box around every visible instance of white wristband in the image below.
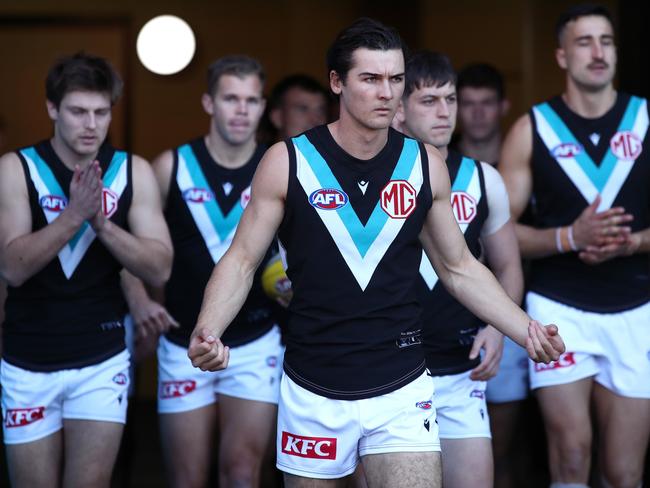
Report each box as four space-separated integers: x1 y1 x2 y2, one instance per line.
567 226 578 251
555 227 563 253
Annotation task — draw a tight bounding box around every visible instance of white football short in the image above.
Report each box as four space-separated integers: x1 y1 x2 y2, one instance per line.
276 370 440 479
486 337 529 403
432 370 491 439
1 349 130 444
157 325 284 413
527 292 650 398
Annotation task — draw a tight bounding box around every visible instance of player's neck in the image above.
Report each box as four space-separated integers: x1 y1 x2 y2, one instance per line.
436 145 449 160
458 135 501 164
50 135 97 171
563 82 616 119
329 115 389 161
205 130 256 169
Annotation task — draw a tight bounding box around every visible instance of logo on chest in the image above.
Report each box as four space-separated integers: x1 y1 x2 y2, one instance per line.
309 188 348 210
40 195 68 212
381 180 417 219
182 187 214 204
240 186 252 209
451 191 477 224
102 188 119 218
551 142 583 159
610 131 642 161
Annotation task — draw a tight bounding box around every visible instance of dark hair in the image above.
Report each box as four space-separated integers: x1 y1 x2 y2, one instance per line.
555 3 614 44
457 63 505 100
207 55 265 96
45 52 123 108
326 17 405 83
404 51 456 99
268 74 329 110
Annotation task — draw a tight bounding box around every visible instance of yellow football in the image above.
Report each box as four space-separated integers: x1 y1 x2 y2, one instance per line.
261 254 292 303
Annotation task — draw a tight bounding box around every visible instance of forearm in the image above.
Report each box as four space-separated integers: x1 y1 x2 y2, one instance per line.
1 211 84 286
443 253 530 346
97 220 172 287
515 223 567 258
120 269 162 309
632 227 650 253
195 251 255 339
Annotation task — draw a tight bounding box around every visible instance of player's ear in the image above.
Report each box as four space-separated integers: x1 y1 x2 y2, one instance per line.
555 47 568 70
201 93 215 116
46 100 58 121
500 98 511 117
330 70 343 95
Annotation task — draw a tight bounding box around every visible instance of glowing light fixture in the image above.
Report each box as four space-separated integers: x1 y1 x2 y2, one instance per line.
137 15 196 75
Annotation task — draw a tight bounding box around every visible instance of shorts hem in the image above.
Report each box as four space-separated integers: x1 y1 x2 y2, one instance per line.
3 425 63 445
439 433 491 440
61 413 127 425
359 443 441 456
486 394 529 404
276 461 358 479
158 398 217 414
531 371 597 390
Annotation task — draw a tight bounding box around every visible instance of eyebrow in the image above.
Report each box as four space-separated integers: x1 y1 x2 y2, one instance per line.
574 34 615 42
358 72 405 77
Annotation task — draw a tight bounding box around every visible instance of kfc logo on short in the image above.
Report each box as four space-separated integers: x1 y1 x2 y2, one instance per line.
102 188 119 218
381 180 417 219
5 407 45 428
240 186 252 209
281 431 337 460
534 352 576 372
451 191 477 224
610 131 642 161
160 380 196 399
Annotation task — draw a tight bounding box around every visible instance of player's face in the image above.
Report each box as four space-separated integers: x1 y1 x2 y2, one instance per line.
206 74 265 146
557 15 616 92
277 87 328 138
458 86 503 143
402 82 457 149
47 90 112 157
332 48 405 131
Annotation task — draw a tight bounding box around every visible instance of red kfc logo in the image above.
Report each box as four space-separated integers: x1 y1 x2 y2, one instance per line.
450 191 477 224
610 131 642 161
5 407 45 428
381 180 417 219
281 431 337 460
102 188 119 218
534 352 576 372
160 380 196 399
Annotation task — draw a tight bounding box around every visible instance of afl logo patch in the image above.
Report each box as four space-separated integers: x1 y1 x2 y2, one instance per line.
610 131 642 161
381 180 417 219
551 142 583 159
309 188 348 210
415 400 432 410
240 186 252 209
451 191 477 224
182 187 214 203
39 195 67 212
102 188 119 218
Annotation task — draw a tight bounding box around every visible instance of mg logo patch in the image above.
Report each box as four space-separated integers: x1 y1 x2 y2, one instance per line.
451 191 477 224
381 180 417 218
240 186 252 209
102 188 119 218
610 131 642 161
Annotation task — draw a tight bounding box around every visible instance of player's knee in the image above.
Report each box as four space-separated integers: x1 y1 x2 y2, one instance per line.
601 461 643 488
553 441 591 480
221 447 263 486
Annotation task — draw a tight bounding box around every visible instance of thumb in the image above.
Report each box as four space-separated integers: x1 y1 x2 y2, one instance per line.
468 338 482 360
200 328 216 343
544 324 558 336
587 194 601 213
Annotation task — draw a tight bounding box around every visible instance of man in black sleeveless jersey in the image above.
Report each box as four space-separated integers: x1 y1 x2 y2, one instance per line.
121 55 283 488
188 18 564 488
500 4 650 488
394 51 523 488
0 53 172 488
267 74 330 141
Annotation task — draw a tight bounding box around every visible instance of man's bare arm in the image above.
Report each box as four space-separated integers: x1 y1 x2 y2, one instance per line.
92 155 173 287
0 153 101 286
420 146 563 362
188 142 289 371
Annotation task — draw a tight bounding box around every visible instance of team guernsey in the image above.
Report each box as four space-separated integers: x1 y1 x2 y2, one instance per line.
418 151 488 374
529 93 650 312
164 138 275 348
278 125 433 400
3 140 132 371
